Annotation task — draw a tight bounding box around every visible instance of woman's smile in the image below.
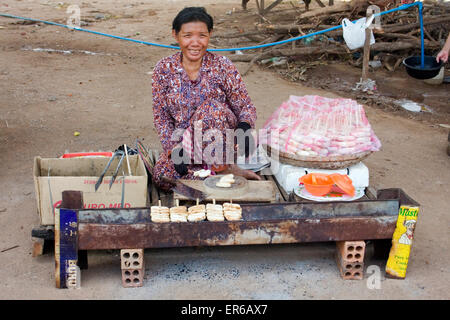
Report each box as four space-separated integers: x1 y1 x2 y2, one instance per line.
173 21 211 64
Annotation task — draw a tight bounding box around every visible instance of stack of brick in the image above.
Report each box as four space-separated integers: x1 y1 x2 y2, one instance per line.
120 249 145 287
335 241 366 280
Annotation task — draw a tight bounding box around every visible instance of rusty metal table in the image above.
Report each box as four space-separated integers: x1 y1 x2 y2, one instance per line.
47 148 421 287
53 183 419 288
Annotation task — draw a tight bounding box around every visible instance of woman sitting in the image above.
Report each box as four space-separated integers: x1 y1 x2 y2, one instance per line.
152 7 261 191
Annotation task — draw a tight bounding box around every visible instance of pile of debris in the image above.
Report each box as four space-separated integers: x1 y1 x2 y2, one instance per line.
215 0 449 75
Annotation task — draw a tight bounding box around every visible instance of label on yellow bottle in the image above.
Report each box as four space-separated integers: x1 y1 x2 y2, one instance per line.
385 205 419 279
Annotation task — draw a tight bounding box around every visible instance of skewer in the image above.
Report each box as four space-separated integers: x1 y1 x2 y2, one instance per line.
121 168 125 208
124 144 132 176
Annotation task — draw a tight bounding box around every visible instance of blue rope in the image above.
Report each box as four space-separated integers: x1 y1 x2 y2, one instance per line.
0 12 180 49
0 2 424 65
208 2 422 52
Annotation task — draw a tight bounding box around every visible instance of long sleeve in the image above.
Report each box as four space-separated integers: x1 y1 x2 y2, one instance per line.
152 63 178 154
222 58 257 128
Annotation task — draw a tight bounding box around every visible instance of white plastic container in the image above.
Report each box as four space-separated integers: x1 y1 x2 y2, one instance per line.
273 161 369 194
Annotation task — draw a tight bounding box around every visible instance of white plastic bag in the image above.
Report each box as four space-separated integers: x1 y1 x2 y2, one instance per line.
342 16 375 50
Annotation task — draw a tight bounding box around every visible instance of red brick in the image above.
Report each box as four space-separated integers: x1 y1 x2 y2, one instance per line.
335 241 366 280
120 249 144 270
336 241 365 263
336 254 364 280
32 237 45 257
121 268 144 288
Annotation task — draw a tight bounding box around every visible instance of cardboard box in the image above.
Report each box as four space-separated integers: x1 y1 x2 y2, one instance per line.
33 155 148 225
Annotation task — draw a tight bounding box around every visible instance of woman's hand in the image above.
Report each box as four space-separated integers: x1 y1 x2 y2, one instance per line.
221 164 262 181
436 34 450 63
436 49 448 63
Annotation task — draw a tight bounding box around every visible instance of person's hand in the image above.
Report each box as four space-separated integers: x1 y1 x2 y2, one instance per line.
221 164 262 181
436 49 448 63
171 147 188 176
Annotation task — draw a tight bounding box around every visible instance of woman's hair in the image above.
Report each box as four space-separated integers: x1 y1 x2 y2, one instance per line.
172 7 213 34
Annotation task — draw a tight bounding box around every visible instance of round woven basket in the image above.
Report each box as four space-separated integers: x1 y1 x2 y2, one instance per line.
263 144 372 169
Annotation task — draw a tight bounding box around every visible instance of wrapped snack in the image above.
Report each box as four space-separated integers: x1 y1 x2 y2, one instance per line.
262 95 381 158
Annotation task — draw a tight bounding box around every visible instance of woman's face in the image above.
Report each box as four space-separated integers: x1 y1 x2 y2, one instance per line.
173 21 211 64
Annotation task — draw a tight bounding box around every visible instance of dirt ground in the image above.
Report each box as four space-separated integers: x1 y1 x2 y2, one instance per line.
0 0 449 300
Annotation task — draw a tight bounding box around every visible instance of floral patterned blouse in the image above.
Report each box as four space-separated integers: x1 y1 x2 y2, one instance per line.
152 51 256 154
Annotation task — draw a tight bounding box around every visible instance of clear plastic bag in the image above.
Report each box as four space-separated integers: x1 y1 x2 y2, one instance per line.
262 95 381 158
